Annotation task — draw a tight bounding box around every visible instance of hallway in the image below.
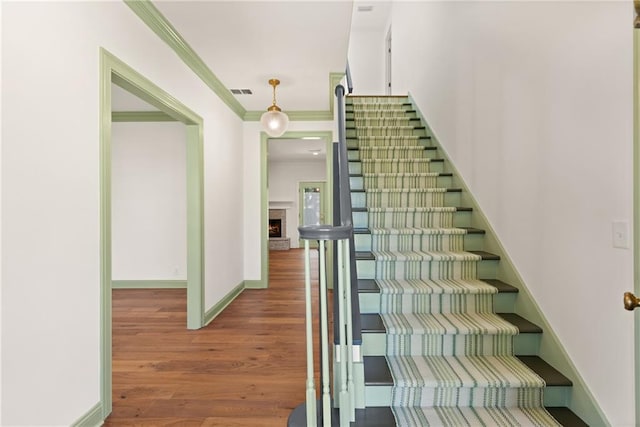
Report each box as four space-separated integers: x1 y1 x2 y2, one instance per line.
105 249 321 426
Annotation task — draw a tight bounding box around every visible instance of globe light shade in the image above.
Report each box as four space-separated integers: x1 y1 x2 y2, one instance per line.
260 109 289 137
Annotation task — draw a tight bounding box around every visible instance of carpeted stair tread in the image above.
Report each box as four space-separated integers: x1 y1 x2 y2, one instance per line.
381 312 519 337
350 97 572 423
392 406 562 427
372 250 482 262
377 278 498 295
369 227 469 235
364 355 568 388
362 313 541 335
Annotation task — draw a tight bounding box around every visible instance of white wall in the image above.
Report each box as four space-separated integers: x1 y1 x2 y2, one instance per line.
1 2 244 425
390 2 633 425
111 122 187 281
268 159 327 247
348 29 387 95
243 121 336 281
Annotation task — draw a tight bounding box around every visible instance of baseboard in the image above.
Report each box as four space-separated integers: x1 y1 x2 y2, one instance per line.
408 92 609 427
111 280 187 289
71 401 104 427
203 282 245 325
244 279 267 289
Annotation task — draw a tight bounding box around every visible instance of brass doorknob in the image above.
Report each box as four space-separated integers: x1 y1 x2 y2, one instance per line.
624 292 640 311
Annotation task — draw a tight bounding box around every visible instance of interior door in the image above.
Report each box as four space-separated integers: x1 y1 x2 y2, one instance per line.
299 181 326 248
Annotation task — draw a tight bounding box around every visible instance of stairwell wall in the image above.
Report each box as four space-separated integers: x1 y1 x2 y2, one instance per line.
1 1 244 424
390 2 633 425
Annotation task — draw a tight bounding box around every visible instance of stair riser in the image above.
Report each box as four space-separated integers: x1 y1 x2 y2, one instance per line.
358 292 516 315
351 192 460 209
350 175 452 190
354 233 484 253
364 385 569 408
349 161 445 175
362 333 541 357
356 259 498 281
353 210 472 229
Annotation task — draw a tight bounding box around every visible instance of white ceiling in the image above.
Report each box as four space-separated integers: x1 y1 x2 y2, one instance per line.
268 138 327 162
154 0 354 112
111 0 392 161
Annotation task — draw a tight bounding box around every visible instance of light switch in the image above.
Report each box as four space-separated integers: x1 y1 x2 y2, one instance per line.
613 221 630 249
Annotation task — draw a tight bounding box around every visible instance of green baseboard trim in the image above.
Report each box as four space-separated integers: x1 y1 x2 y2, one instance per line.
408 92 609 427
203 282 245 325
243 279 267 289
111 280 187 289
71 401 104 427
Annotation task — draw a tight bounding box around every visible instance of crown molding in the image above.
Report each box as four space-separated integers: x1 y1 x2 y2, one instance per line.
124 0 246 119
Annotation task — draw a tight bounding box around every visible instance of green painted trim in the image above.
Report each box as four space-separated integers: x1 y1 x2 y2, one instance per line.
112 111 176 122
408 93 609 426
112 280 187 289
123 0 246 119
245 73 344 122
186 124 205 329
634 28 640 426
260 131 334 289
244 279 266 289
245 110 334 122
70 401 103 427
100 47 206 420
204 282 245 325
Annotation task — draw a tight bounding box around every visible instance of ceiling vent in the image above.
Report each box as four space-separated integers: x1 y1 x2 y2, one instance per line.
230 89 253 95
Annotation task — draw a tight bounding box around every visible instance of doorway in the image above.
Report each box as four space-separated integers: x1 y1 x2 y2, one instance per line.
256 132 333 289
99 48 204 419
298 181 327 248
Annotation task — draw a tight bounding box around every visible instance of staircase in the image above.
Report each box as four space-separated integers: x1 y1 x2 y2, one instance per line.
347 96 588 426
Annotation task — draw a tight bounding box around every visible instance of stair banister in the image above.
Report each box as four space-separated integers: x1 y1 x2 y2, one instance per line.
294 83 359 426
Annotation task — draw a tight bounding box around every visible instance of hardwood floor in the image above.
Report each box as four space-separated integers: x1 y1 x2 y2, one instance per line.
105 248 327 426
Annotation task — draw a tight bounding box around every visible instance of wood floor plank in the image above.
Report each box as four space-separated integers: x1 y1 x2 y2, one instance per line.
104 249 323 426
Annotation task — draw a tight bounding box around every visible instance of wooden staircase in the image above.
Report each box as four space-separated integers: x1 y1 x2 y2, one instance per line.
347 96 588 426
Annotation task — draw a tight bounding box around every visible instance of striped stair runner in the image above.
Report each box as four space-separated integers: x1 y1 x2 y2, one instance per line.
351 96 561 426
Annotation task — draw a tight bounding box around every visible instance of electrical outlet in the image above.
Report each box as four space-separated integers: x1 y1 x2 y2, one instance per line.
613 221 630 249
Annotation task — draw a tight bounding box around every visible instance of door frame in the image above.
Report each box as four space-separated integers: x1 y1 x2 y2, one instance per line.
256 131 333 289
99 48 205 418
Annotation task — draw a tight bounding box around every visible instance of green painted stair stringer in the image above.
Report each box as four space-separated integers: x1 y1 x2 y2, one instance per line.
407 93 609 427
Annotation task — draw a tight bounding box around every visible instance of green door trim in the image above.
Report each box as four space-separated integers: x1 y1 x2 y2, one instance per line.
250 131 334 289
100 47 205 419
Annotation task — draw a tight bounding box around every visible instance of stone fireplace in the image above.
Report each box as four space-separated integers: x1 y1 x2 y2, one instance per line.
268 208 290 250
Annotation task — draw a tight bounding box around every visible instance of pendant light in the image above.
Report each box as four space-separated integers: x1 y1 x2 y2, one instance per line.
260 78 289 137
